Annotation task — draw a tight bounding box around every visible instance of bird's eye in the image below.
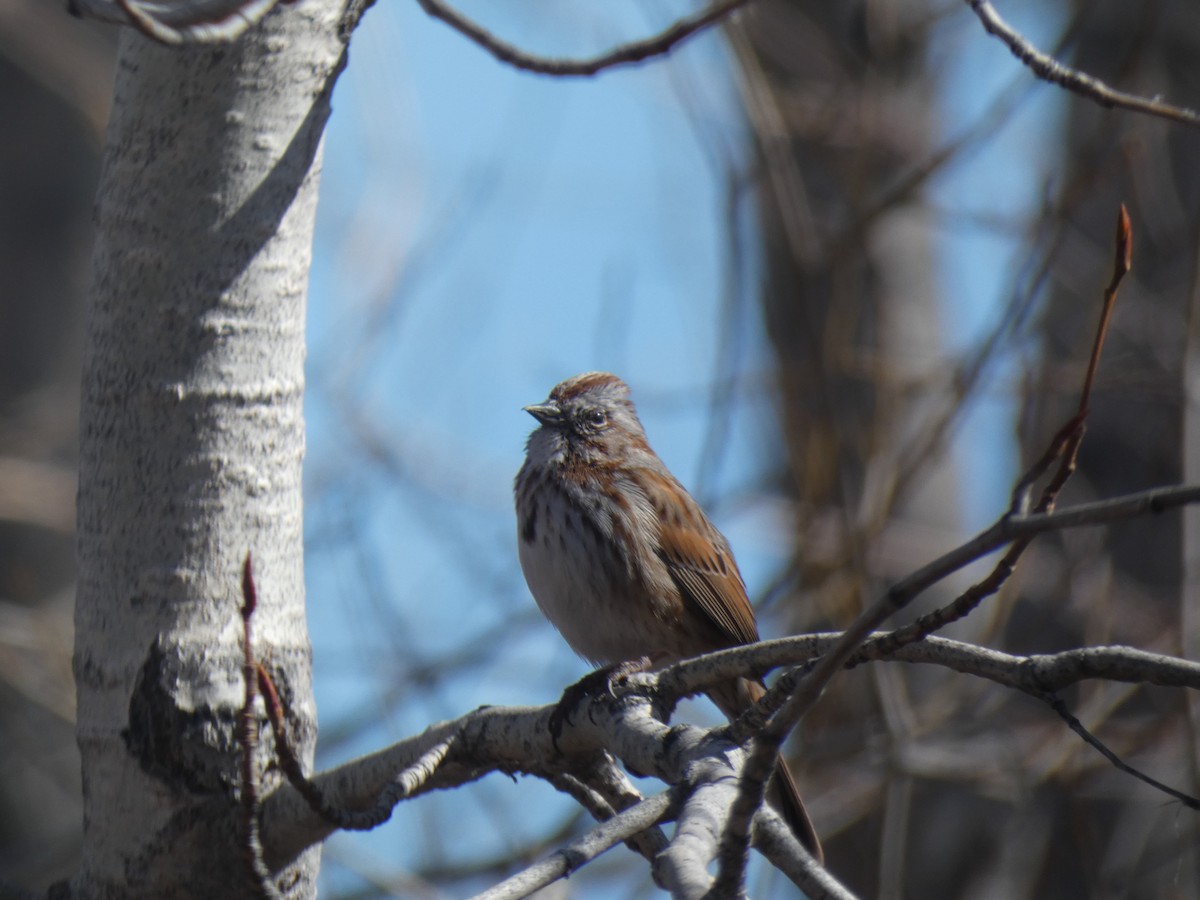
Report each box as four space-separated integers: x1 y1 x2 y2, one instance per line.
587 408 608 428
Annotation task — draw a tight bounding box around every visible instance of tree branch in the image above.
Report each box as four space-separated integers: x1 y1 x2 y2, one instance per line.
751 809 856 900
470 790 678 900
553 754 671 862
258 465 1200 885
966 0 1200 129
653 635 1200 708
656 751 749 899
413 0 752 77
256 630 1199 892
1036 690 1200 810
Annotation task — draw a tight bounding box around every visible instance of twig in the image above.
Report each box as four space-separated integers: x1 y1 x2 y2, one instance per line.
556 754 671 862
1035 690 1200 810
469 790 679 900
546 772 616 821
1082 205 1133 412
884 641 1200 809
258 662 455 830
238 554 284 900
414 0 752 77
966 0 1200 130
875 205 1132 651
751 808 857 900
867 482 1200 629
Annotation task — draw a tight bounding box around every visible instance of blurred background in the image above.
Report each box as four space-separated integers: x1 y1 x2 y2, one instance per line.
2 0 1199 896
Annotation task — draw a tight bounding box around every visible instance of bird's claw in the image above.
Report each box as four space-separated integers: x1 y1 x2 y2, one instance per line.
548 658 652 752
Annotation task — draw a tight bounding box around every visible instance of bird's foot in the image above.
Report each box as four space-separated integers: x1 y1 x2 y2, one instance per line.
549 657 652 751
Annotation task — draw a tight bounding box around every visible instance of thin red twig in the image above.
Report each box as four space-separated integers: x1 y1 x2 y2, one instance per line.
238 553 283 900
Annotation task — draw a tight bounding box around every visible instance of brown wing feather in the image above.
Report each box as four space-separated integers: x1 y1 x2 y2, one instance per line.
640 468 760 648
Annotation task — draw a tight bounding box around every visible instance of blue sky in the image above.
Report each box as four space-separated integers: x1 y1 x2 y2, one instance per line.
302 1 1065 894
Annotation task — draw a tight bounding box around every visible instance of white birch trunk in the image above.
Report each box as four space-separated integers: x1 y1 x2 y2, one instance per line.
73 5 344 896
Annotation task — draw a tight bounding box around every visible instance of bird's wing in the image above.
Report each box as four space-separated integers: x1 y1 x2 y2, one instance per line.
638 467 760 648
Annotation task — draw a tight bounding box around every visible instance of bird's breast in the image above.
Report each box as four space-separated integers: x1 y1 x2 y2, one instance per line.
517 473 682 665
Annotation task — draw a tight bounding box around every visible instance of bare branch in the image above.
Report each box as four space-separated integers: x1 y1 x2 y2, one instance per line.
887 481 1200 612
654 633 1200 711
471 791 678 900
260 657 458 832
696 633 1200 813
253 625 1200 887
554 755 671 862
262 712 508 869
752 809 855 900
864 637 1200 695
1036 691 1200 810
262 695 676 870
657 753 749 899
966 0 1200 129
260 686 818 892
680 634 1200 812
1078 205 1132 415
413 0 751 77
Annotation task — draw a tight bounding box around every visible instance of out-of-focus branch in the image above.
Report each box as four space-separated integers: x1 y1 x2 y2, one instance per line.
0 0 115 139
0 457 76 534
966 0 1200 129
413 0 751 77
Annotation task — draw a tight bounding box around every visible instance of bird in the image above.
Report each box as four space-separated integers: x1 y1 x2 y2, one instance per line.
514 371 822 861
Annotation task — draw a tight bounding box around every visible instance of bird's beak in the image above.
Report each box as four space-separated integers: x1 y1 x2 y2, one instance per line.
523 402 562 426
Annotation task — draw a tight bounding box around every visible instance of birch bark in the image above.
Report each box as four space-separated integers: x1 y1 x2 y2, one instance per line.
73 5 344 895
